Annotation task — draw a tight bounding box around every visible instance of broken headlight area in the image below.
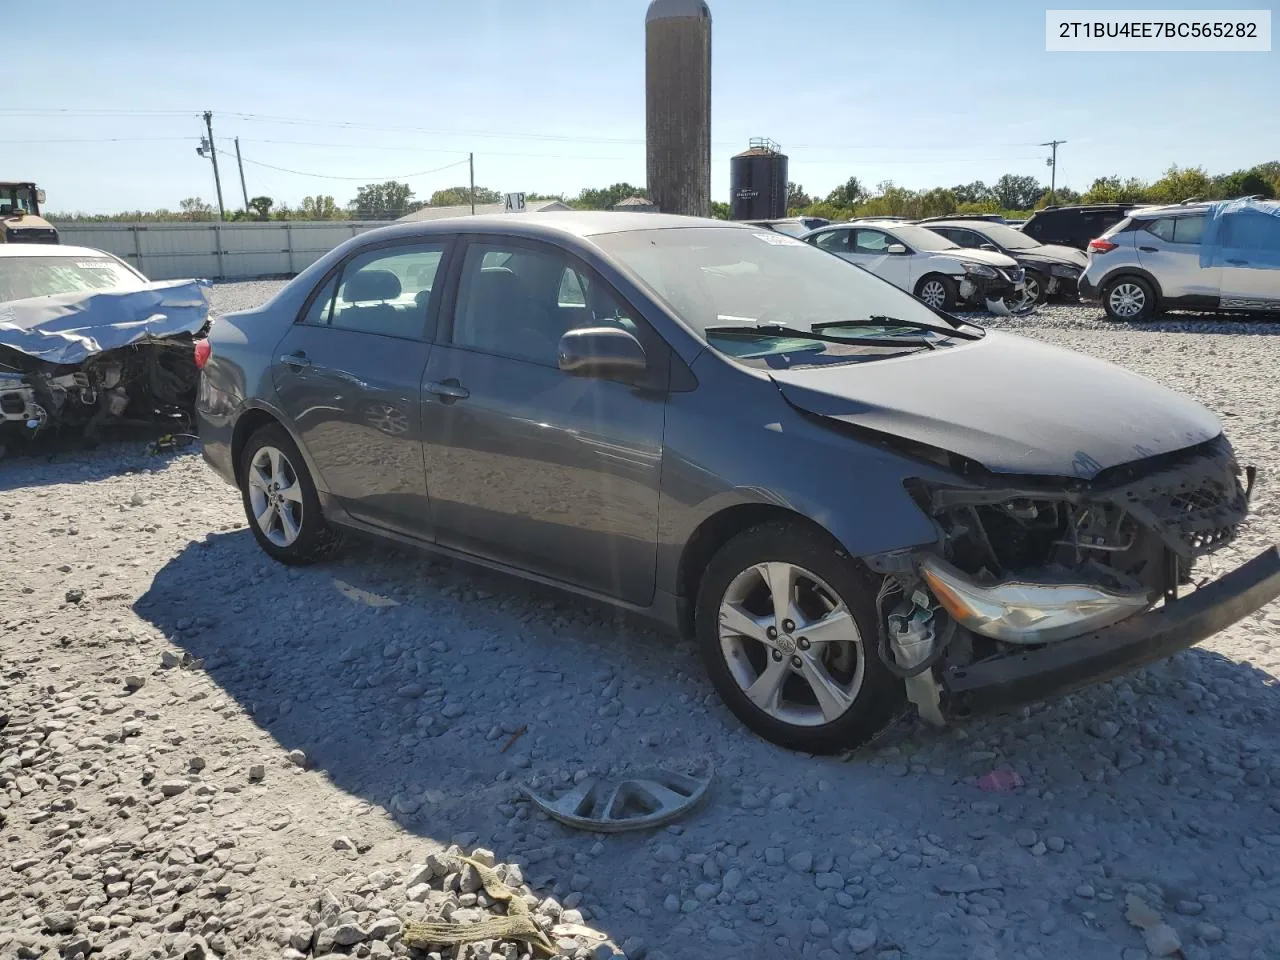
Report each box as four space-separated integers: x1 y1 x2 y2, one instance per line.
0 338 201 452
957 266 1024 315
870 436 1252 716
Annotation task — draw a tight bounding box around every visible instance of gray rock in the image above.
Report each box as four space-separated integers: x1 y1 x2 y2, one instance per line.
764 847 784 866
248 764 265 781
848 924 878 953
1176 900 1204 916
707 926 740 944
1195 922 1223 942
159 779 189 797
1143 923 1181 956
331 922 368 946
43 910 76 933
652 844 681 864
287 749 307 768
1244 902 1271 922
333 836 356 851
368 918 401 941
787 851 813 873
124 674 145 691
815 872 843 890
663 894 680 913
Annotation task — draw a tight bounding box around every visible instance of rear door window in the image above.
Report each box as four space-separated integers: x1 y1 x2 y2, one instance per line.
302 243 447 340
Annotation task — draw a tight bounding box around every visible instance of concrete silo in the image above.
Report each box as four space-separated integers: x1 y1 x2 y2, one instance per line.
645 0 712 218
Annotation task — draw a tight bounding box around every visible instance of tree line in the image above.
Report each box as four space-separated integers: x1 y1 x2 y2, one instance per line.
789 162 1279 222
46 162 1279 223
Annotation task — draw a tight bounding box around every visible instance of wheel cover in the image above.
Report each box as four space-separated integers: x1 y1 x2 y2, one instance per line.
718 562 866 728
1109 282 1146 318
246 445 305 548
919 281 946 308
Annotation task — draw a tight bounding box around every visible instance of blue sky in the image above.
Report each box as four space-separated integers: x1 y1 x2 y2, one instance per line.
10 0 1278 214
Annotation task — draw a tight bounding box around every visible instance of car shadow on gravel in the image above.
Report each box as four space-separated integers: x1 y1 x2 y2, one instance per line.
132 527 1280 955
0 435 192 491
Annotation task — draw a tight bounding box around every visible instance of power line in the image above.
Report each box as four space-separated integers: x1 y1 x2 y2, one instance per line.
235 154 472 181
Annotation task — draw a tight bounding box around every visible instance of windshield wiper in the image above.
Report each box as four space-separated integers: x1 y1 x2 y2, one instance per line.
704 322 938 349
812 315 982 340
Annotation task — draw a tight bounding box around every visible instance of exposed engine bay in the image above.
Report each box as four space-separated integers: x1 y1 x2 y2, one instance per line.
0 338 201 450
871 436 1253 724
0 278 211 455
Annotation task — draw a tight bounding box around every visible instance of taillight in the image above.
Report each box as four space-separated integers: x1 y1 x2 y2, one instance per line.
193 338 212 370
1088 238 1118 254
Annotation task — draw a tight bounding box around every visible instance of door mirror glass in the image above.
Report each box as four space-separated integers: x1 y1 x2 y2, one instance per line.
886 243 908 255
558 326 647 379
36 189 46 206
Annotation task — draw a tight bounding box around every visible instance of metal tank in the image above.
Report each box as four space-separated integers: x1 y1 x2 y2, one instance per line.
645 0 712 218
729 139 788 221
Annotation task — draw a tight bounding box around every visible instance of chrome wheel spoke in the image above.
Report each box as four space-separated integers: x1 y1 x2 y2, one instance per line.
258 501 278 535
719 601 773 646
757 562 799 628
267 447 283 484
248 466 271 491
799 655 855 722
744 657 789 713
278 481 303 503
798 607 856 646
278 504 300 543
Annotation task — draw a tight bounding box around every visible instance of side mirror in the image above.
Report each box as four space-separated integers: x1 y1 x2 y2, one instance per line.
36 189 46 205
558 326 647 379
886 243 908 255
979 243 998 252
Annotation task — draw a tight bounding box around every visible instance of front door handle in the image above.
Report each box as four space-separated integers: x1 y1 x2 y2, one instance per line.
424 378 469 403
1226 258 1249 265
1138 246 1158 252
280 351 311 369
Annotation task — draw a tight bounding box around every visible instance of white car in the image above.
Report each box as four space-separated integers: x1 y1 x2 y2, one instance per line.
802 220 1026 313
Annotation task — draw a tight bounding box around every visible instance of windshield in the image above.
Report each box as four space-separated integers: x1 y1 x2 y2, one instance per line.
0 186 36 216
882 223 959 251
766 222 809 237
594 226 979 365
0 256 144 302
968 222 1040 250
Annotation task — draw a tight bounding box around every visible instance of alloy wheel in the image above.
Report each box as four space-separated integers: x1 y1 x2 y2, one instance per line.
717 562 866 727
919 280 947 308
1108 282 1146 319
246 445 304 547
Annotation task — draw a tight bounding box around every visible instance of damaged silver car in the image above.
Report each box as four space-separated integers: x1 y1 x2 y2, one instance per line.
0 244 211 456
196 214 1280 754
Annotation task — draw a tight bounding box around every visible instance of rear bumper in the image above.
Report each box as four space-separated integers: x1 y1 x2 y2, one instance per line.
941 545 1280 717
1077 273 1101 300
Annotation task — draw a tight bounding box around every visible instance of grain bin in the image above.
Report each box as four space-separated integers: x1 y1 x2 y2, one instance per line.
645 0 712 218
730 139 788 221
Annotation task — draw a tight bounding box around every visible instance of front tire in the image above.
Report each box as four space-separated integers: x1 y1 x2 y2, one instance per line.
1022 270 1047 305
1102 276 1156 322
238 423 343 565
914 274 958 312
695 523 903 754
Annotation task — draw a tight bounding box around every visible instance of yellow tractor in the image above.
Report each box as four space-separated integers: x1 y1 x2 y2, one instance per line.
1 182 58 244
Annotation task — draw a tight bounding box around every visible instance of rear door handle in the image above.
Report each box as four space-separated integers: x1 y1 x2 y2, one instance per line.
1227 258 1249 265
280 351 311 369
1138 246 1158 252
424 379 469 403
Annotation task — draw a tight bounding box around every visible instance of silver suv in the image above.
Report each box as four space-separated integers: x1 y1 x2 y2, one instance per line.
1079 199 1280 321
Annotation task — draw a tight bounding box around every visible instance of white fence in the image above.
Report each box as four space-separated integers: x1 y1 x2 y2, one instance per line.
51 221 393 281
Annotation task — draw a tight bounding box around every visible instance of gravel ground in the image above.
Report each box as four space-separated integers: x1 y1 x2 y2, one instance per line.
3 282 1280 960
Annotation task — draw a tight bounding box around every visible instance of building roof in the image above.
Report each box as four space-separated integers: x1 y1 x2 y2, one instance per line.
396 199 570 223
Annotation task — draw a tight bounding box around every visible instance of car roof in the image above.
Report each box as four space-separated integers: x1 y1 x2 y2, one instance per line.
347 211 751 245
1128 202 1214 218
0 243 117 259
920 219 998 229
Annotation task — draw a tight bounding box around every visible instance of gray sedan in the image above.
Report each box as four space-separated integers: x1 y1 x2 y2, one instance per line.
195 212 1280 753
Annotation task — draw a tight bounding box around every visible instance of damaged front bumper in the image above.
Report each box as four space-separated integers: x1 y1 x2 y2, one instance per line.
941 544 1280 717
957 267 1026 315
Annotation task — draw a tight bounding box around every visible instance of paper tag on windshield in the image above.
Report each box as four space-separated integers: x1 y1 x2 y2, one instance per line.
74 261 111 268
752 232 805 246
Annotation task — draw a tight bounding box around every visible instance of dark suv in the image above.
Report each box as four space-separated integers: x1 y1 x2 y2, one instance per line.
1021 204 1141 251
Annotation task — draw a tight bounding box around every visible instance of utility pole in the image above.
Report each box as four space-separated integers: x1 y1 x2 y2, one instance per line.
1042 139 1066 203
234 137 249 213
203 111 226 221
469 152 475 215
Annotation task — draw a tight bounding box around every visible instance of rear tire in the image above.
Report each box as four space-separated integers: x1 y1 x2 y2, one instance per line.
238 423 343 565
695 522 903 754
914 274 958 312
1102 276 1156 322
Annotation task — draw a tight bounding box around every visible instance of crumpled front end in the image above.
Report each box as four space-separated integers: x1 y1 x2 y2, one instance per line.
864 435 1280 724
0 280 211 453
957 263 1027 314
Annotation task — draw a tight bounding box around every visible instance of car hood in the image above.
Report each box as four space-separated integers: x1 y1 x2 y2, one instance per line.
942 248 1019 269
769 330 1222 479
1014 244 1088 269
